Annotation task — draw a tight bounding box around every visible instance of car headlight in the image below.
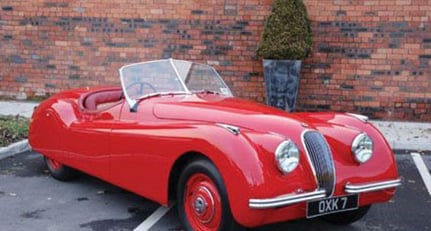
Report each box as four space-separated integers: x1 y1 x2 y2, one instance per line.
351 133 373 164
275 140 300 174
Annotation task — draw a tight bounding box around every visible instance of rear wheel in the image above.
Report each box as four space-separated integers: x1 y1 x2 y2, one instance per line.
177 159 243 231
322 205 371 225
44 156 80 181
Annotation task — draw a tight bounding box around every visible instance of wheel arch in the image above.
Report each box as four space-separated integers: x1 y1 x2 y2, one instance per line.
168 151 211 202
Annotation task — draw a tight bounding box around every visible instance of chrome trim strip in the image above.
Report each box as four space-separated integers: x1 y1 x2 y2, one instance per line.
346 113 369 123
249 190 326 209
216 123 240 135
345 179 402 194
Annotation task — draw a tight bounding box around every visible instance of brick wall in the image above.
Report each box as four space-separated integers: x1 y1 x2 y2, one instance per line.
0 0 430 121
301 0 431 121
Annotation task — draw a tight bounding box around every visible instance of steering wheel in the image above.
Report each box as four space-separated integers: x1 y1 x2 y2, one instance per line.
126 82 157 95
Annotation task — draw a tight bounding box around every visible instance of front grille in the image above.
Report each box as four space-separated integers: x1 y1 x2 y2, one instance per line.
303 131 335 196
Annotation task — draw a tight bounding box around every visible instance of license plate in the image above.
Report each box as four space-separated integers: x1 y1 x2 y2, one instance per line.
307 194 359 218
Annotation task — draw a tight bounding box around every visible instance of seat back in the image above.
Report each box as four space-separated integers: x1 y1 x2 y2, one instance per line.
83 90 122 111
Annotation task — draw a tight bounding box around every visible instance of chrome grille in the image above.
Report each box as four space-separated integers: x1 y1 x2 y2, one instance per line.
303 131 335 196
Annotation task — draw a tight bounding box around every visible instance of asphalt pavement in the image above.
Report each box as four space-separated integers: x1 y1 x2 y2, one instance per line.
0 150 429 231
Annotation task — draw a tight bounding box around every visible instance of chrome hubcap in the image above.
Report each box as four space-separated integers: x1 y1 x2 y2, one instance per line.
194 196 207 214
185 173 222 230
191 186 215 223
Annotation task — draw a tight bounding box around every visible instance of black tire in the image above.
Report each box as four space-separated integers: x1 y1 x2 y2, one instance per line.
177 158 244 231
44 156 80 181
322 205 371 225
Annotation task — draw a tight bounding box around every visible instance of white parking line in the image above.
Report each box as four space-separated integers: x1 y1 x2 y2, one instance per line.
411 153 431 197
133 204 174 231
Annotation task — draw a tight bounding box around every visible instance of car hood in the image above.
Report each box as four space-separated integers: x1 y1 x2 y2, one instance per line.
153 95 312 137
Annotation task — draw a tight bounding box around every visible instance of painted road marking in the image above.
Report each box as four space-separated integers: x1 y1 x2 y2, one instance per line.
411 153 431 197
133 204 174 231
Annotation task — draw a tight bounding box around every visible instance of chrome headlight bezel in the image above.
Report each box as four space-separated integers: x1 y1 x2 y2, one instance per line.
275 140 300 174
351 133 373 164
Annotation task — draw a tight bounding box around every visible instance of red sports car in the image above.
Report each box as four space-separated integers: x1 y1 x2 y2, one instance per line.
29 59 401 230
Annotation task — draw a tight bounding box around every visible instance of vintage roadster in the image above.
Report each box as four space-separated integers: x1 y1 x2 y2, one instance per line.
29 59 401 230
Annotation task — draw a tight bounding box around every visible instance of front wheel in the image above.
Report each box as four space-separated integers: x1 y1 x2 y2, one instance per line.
177 159 243 231
44 156 80 181
322 205 371 225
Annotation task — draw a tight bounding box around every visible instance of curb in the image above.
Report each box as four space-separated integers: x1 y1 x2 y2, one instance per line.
0 139 31 161
390 142 430 153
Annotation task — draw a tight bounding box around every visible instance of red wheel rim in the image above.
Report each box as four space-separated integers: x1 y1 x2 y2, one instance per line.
184 173 222 231
46 157 62 170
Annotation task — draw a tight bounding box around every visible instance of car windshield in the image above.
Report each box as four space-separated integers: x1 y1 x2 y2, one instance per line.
119 59 233 109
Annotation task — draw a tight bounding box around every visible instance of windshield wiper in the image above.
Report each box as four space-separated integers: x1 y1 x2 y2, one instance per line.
137 91 189 101
191 90 219 95
131 92 189 111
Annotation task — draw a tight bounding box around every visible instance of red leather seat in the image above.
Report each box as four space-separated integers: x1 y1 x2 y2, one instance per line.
83 90 122 111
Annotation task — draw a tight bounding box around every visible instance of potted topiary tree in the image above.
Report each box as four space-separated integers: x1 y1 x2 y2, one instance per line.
256 0 312 112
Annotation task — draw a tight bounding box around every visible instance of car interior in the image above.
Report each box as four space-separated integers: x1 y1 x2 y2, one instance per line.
79 88 123 111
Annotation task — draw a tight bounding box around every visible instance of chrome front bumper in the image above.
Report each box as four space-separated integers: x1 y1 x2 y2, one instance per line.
344 178 402 194
249 178 401 209
249 190 327 209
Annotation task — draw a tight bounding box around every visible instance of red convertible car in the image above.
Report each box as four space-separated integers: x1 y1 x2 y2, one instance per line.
29 59 401 230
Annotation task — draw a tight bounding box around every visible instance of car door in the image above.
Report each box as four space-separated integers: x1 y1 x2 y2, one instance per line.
65 104 123 180
109 99 175 203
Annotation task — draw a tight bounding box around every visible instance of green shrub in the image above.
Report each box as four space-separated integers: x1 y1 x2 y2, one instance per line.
256 0 312 60
0 115 29 147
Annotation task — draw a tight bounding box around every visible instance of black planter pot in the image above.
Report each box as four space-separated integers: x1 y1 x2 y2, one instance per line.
263 59 302 112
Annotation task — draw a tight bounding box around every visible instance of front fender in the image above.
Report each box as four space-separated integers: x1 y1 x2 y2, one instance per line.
171 124 267 225
185 125 319 227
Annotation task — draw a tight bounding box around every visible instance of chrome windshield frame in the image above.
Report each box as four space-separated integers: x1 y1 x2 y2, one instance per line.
118 59 191 111
119 58 233 111
118 58 233 112
118 60 161 110
169 58 190 92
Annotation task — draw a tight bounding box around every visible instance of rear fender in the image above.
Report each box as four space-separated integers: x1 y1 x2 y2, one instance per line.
29 99 64 153
29 97 82 164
